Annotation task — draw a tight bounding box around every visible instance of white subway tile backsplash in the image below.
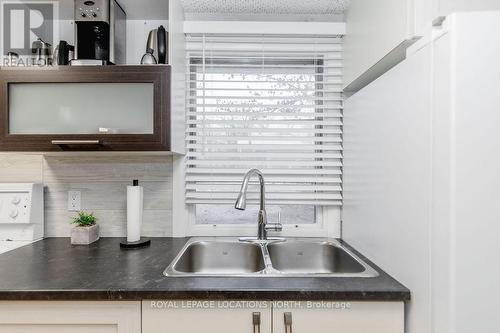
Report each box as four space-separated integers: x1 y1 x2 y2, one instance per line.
0 154 173 238
0 154 43 183
45 209 172 238
141 210 173 237
44 181 172 211
43 155 172 182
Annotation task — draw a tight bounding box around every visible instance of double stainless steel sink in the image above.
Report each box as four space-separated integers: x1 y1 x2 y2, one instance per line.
164 170 378 277
164 238 379 277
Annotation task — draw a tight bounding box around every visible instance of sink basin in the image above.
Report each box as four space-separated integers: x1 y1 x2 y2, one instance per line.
267 241 365 274
168 240 266 275
164 237 378 277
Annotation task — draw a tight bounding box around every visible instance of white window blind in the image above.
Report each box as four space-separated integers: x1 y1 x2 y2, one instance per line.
186 34 343 206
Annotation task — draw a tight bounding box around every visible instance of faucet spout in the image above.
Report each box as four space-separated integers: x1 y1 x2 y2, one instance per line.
234 192 247 210
234 169 266 211
235 169 279 240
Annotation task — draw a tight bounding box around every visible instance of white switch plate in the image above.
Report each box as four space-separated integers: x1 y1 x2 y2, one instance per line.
68 191 81 211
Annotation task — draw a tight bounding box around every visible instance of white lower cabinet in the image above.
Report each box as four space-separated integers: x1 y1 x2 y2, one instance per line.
142 300 404 333
142 300 272 333
0 301 141 333
0 300 403 332
273 301 404 333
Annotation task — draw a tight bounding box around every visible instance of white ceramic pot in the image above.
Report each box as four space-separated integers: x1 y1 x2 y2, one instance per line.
71 224 100 245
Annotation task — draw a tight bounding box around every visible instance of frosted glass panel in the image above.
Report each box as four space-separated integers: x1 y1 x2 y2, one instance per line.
9 83 154 134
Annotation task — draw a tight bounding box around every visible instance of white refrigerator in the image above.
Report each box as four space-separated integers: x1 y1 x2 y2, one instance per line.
343 11 500 333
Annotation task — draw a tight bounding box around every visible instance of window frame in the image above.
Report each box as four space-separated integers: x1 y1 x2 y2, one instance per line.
187 204 341 237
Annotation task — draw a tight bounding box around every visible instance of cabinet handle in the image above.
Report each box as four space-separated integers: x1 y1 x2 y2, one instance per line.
52 140 101 145
284 312 293 333
253 312 261 333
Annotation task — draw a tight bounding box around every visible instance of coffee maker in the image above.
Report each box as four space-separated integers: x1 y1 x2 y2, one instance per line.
74 0 126 65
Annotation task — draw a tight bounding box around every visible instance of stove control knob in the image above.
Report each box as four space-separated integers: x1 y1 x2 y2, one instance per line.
92 12 97 17
9 209 19 219
11 196 21 205
81 12 87 17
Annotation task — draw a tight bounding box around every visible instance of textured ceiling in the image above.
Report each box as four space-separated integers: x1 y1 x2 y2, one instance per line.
180 0 351 15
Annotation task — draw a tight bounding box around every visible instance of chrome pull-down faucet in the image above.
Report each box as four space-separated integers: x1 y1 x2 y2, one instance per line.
235 169 283 240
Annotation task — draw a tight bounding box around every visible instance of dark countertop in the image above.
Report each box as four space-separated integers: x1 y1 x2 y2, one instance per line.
0 238 410 301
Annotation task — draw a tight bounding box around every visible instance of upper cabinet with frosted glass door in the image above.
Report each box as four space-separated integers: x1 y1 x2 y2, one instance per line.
0 66 180 152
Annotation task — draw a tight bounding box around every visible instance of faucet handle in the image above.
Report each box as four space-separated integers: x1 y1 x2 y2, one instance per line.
265 212 283 232
265 223 283 232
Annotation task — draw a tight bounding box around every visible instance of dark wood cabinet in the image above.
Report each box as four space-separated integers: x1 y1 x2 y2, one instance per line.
0 65 172 152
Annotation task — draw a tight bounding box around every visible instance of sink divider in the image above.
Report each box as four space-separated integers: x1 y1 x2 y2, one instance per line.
259 243 277 274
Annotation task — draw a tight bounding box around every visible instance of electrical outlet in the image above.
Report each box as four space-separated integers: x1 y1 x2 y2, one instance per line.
67 191 81 211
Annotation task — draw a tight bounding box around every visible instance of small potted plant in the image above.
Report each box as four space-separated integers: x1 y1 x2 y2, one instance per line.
70 211 99 245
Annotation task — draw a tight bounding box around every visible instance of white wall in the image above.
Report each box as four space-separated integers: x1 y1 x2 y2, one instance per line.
343 41 433 333
435 0 500 17
126 20 169 64
343 11 500 333
343 0 414 89
431 13 500 332
429 28 453 333
169 0 188 236
445 12 500 333
344 0 500 92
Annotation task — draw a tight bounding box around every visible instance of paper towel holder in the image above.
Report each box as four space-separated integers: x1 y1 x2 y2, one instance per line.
120 238 151 249
120 179 151 250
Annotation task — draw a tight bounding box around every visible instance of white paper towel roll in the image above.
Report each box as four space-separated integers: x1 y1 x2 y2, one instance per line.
127 184 143 242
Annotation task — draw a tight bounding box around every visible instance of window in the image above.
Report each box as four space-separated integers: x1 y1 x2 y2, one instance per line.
186 34 343 225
